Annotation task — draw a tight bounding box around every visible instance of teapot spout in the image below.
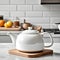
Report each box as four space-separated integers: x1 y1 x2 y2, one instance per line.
7 32 17 45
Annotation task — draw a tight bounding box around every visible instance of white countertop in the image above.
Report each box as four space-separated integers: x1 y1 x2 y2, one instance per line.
0 43 59 60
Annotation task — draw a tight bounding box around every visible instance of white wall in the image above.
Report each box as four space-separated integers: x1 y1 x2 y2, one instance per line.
0 0 60 28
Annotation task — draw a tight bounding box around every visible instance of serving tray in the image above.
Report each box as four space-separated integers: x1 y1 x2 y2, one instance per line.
0 27 21 31
8 49 53 58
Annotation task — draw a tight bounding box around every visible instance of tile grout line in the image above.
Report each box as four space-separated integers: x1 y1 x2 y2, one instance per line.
9 0 10 17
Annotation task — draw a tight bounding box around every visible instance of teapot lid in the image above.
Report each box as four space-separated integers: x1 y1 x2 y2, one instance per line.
21 27 39 34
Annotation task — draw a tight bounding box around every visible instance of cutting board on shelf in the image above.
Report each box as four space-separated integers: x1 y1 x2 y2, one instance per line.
0 27 21 31
8 49 53 58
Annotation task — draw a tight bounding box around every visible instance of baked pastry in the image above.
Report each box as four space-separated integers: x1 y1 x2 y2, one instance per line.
13 21 20 28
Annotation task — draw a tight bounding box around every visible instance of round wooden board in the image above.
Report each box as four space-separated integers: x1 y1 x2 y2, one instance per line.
8 49 53 58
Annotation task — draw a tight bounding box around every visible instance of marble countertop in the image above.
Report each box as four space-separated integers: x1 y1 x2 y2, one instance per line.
0 49 60 60
0 43 60 60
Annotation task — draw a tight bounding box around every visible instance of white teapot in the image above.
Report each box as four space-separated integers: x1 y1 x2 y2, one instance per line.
7 27 53 52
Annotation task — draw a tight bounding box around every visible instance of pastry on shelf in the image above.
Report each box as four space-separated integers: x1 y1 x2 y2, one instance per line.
22 19 32 30
13 21 20 28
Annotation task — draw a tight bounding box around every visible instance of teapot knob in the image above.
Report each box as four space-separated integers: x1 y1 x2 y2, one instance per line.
28 27 32 30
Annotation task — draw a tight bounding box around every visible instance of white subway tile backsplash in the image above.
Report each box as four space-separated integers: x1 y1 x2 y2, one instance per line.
10 0 25 4
10 11 25 17
50 5 60 11
33 5 50 11
49 17 60 29
50 17 60 24
36 24 50 28
0 0 59 29
0 11 9 17
20 17 50 24
26 11 42 17
26 0 40 5
20 17 50 28
43 11 60 17
4 17 16 20
50 24 58 28
0 0 9 4
0 5 16 11
17 5 32 11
